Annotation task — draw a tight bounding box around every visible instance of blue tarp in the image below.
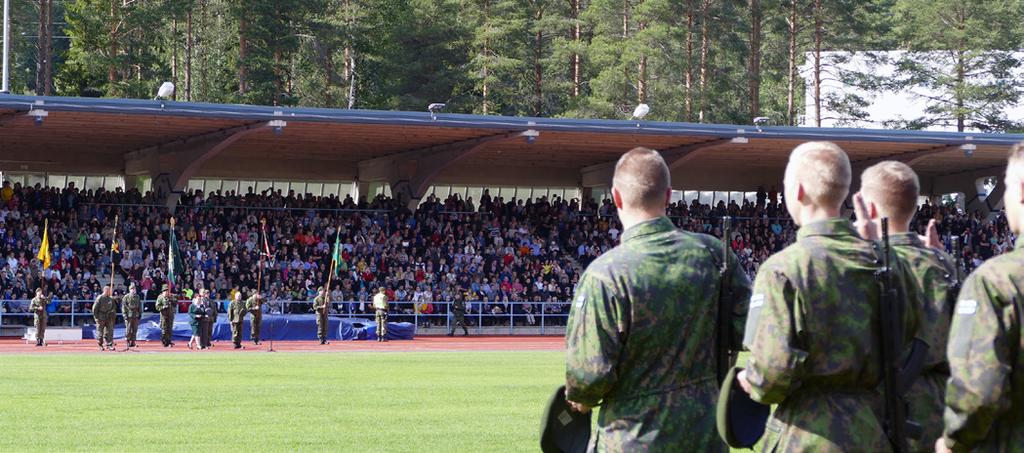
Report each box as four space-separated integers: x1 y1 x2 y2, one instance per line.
81 314 415 341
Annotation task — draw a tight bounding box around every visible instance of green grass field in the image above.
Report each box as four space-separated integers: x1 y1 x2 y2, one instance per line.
0 351 565 452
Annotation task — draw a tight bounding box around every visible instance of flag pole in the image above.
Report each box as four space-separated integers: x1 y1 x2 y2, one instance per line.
109 215 119 289
324 227 340 318
40 218 48 271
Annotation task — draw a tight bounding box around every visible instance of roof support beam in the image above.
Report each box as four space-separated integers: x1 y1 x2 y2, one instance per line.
357 131 525 211
579 138 731 188
124 122 270 210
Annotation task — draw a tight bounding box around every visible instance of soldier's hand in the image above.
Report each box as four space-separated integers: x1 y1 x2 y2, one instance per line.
566 399 591 414
934 437 952 453
852 192 880 241
920 219 942 250
737 369 753 395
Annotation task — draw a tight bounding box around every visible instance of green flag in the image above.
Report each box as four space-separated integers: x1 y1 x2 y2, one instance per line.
331 231 342 275
167 219 184 290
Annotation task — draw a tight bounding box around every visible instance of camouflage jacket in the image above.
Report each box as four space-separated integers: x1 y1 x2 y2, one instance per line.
155 294 174 312
121 294 142 319
452 299 466 314
891 233 958 452
742 219 921 453
565 216 751 452
229 300 247 323
92 295 118 320
942 238 1024 453
29 296 48 316
313 295 329 313
246 295 262 315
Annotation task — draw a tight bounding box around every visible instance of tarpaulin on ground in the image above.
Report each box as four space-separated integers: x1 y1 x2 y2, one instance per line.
81 314 415 341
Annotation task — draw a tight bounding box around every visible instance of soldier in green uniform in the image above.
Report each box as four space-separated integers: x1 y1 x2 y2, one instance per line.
373 287 389 342
858 161 957 452
936 143 1024 453
121 283 142 349
313 287 329 345
447 294 469 337
246 291 263 345
737 142 921 452
228 292 247 349
29 288 48 347
93 286 118 351
155 285 176 347
564 147 751 451
205 290 218 348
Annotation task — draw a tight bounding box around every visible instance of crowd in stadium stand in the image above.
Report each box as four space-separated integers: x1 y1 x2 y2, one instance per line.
0 179 1015 326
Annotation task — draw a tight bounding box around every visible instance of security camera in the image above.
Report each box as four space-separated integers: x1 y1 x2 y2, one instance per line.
753 116 770 125
428 103 446 112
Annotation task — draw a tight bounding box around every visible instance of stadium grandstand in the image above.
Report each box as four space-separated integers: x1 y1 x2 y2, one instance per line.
2 94 1023 336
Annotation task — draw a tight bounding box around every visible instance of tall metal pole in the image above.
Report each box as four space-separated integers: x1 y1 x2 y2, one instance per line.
1 0 10 93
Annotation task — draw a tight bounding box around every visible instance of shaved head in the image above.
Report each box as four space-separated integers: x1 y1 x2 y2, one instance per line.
612 147 671 211
785 142 851 210
860 161 920 226
1004 142 1024 234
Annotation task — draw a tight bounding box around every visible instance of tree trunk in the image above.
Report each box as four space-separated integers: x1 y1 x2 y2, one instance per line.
813 0 822 127
685 0 694 121
43 0 52 95
698 0 712 122
36 0 45 95
786 0 797 126
108 0 118 95
748 0 761 121
534 6 544 116
238 16 248 95
956 49 965 131
324 48 334 107
186 4 193 101
622 0 630 105
347 53 356 109
571 0 581 98
482 51 489 114
171 18 178 100
273 1 281 106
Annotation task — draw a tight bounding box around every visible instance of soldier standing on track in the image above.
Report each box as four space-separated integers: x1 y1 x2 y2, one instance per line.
121 283 142 349
936 143 1024 453
737 142 921 452
229 292 247 349
93 286 118 351
373 287 389 342
447 294 469 337
858 161 957 452
205 289 218 348
313 287 330 345
247 291 263 345
29 288 48 347
155 285 176 348
564 147 751 451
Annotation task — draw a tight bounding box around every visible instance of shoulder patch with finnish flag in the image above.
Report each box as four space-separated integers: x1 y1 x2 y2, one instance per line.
956 300 978 315
749 294 765 309
575 291 586 309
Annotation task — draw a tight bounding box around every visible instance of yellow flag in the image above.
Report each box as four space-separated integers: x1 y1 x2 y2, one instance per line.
37 219 51 269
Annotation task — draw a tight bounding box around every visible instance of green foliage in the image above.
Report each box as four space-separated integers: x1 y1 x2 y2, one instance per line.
5 0 1022 128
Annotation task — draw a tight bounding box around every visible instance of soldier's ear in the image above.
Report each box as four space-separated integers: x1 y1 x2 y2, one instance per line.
611 187 624 210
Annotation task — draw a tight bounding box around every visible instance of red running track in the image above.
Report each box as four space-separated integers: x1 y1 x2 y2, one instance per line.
0 336 564 354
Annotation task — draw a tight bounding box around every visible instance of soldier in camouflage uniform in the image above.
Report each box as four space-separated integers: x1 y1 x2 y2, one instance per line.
246 291 263 345
29 288 48 346
737 142 921 452
447 294 469 336
155 285 176 347
228 292 247 349
373 287 389 342
859 161 958 452
313 287 330 345
205 289 218 348
565 147 751 452
121 283 142 348
936 143 1024 453
93 286 118 351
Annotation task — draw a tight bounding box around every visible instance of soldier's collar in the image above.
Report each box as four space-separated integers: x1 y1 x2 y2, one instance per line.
620 216 674 243
889 232 921 247
796 218 857 241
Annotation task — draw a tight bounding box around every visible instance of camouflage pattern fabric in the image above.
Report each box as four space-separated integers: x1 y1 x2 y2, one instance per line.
742 219 921 453
156 294 175 346
246 295 262 342
942 239 1024 453
449 299 469 336
229 298 247 346
313 295 329 341
890 233 957 452
565 216 751 452
93 295 118 347
376 310 388 340
122 293 142 346
29 295 48 342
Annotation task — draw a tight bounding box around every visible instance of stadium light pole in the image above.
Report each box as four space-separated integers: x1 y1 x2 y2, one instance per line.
1 0 10 94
